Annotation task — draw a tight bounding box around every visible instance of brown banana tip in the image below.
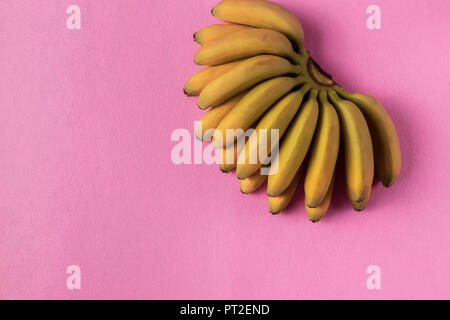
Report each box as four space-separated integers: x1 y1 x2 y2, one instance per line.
310 219 320 223
240 189 248 195
183 88 189 96
193 33 196 41
382 182 393 188
271 211 281 215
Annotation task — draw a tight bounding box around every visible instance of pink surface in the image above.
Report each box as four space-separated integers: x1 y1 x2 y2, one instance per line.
0 0 449 299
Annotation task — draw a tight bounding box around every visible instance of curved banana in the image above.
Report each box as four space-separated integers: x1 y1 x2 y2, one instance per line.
328 91 374 204
267 89 319 197
304 91 340 208
236 84 310 180
212 0 304 52
198 55 301 109
195 92 247 141
195 28 301 66
268 163 305 214
336 87 401 187
240 171 268 194
212 76 302 149
184 60 241 96
306 175 334 222
194 24 253 45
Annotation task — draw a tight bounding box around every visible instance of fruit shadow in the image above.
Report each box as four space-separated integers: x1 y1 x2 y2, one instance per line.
374 93 415 188
290 3 357 88
277 174 305 216
288 3 324 61
300 24 322 58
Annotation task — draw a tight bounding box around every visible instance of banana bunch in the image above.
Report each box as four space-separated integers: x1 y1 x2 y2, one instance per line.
184 0 401 222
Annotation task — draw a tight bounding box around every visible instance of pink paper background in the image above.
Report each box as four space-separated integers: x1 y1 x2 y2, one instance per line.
1 0 449 299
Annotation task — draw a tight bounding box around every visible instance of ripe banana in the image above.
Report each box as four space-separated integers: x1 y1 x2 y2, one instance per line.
304 91 340 208
212 76 302 149
195 92 247 141
328 91 374 204
267 89 319 197
306 175 334 222
240 171 268 194
351 188 371 212
268 164 305 214
184 1 402 221
198 55 301 109
220 142 244 173
336 87 401 187
212 0 304 52
236 84 310 180
194 24 253 45
195 28 301 66
184 60 241 97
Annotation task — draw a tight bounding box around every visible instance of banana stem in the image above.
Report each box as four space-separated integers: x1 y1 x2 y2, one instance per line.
307 58 335 87
292 63 303 75
310 88 319 99
318 90 328 105
334 86 352 99
292 46 309 65
294 74 308 84
292 52 304 65
327 90 341 104
299 45 308 57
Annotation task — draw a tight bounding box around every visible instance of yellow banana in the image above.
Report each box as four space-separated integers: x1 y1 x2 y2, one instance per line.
268 163 305 214
212 0 304 52
212 76 302 149
351 188 371 212
184 60 241 96
236 84 310 180
240 171 268 194
194 24 253 45
306 175 334 222
304 91 340 208
220 142 244 173
267 89 319 197
195 28 301 66
195 92 247 141
328 90 374 204
198 55 301 109
335 87 401 187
